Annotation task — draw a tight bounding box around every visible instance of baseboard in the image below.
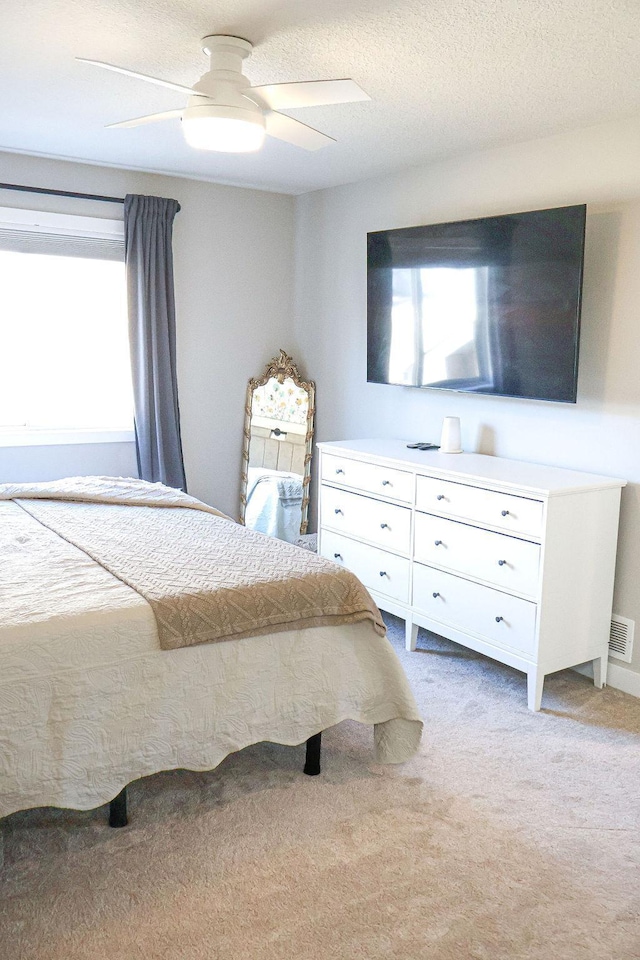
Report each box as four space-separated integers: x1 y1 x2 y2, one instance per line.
572 661 640 699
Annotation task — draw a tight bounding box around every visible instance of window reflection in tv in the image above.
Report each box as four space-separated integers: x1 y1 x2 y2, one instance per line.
367 205 586 403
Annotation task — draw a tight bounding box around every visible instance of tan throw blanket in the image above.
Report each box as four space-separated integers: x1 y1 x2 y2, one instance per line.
1 477 385 650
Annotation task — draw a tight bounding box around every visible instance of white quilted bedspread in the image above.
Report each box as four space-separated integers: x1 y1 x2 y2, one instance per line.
0 496 423 818
0 474 227 515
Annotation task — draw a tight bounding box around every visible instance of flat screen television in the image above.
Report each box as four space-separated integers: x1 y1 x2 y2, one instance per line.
367 204 586 403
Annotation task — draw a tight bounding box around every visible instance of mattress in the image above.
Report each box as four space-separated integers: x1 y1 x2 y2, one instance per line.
0 501 422 818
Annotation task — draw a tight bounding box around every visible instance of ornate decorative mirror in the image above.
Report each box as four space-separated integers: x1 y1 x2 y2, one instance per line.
240 350 315 543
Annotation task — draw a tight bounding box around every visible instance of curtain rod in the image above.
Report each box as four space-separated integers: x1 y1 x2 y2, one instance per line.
0 182 124 204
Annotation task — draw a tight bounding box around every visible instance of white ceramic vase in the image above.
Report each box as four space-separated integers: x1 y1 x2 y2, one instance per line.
440 416 462 453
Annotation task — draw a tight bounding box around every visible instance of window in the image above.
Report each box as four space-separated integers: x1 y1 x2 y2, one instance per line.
0 207 134 446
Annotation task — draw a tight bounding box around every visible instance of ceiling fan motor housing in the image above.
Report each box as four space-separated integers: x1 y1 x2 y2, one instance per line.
194 36 255 99
182 35 266 151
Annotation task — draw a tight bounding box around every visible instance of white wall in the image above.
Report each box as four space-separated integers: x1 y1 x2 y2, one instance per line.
0 441 137 483
0 151 295 517
294 115 640 675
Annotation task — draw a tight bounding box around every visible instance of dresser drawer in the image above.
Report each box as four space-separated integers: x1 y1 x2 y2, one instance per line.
413 563 537 658
320 530 410 604
416 475 543 539
320 485 411 554
414 512 540 598
322 454 413 503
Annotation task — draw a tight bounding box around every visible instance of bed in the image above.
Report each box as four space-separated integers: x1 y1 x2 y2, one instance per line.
0 477 422 826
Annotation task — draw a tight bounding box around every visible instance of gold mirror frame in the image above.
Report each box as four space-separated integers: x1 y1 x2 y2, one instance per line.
240 350 316 536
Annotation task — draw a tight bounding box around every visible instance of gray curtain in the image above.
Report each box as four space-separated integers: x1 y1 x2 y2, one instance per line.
124 194 186 491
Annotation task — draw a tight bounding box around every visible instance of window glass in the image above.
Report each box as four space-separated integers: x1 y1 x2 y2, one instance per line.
0 250 133 433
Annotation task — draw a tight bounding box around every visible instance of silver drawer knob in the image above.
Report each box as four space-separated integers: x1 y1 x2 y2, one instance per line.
335 468 344 474
501 509 510 517
334 552 342 560
334 508 343 515
432 591 440 598
434 539 443 546
382 479 391 486
380 522 389 529
437 494 446 501
498 559 507 566
495 616 504 623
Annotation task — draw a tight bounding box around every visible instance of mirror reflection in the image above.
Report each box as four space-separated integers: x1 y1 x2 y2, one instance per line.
240 351 315 543
388 267 489 387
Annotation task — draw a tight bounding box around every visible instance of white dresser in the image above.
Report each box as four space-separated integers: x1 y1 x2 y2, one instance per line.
317 439 626 710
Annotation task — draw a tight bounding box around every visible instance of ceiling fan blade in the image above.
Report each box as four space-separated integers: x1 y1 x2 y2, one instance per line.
250 79 370 111
106 110 183 129
76 58 206 98
265 112 335 151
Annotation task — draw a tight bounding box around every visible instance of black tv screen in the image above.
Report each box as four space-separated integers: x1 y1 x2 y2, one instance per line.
367 204 586 403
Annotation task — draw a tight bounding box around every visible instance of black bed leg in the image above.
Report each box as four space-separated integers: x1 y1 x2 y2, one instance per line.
109 787 128 828
303 732 322 776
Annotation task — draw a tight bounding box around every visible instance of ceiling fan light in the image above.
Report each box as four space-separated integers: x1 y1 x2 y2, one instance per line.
182 104 265 152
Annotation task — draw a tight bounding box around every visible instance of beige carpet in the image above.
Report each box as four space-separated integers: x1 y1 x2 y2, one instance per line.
2 615 639 960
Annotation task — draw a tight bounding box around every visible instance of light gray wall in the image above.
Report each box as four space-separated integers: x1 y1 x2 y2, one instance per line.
0 442 137 483
0 151 295 517
293 115 640 674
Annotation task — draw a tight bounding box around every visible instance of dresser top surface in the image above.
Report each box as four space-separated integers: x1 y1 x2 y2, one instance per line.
317 439 626 496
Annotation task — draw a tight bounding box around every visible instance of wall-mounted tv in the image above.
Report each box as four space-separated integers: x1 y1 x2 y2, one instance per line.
367 204 586 403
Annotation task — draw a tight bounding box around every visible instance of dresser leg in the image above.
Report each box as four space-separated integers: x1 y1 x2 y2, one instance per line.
527 670 544 711
593 655 608 689
405 620 419 652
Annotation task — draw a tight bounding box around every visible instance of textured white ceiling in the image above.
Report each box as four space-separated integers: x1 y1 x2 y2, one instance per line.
1 0 640 195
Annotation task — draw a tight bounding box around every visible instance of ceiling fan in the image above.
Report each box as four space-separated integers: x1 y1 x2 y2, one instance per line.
77 35 370 154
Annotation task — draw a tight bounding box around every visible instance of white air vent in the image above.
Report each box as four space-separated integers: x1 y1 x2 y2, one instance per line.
609 615 634 663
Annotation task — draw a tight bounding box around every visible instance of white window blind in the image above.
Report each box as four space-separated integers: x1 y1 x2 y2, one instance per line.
0 207 125 260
